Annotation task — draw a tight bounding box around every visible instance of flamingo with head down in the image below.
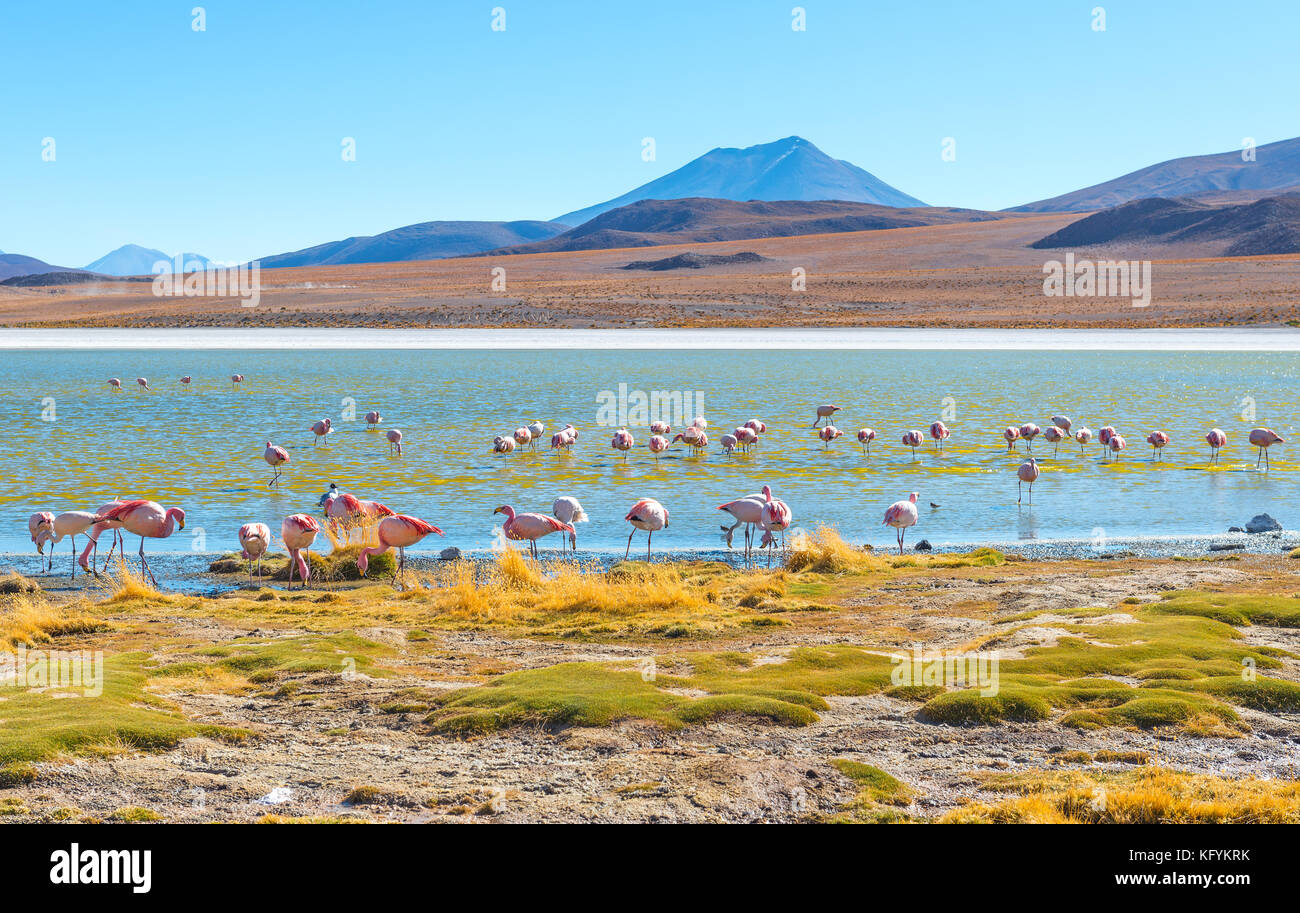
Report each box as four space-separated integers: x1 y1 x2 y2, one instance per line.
929 421 950 453
1147 431 1170 461
1250 428 1284 469
857 428 876 454
238 522 272 584
35 511 99 578
494 505 573 560
359 515 444 584
901 429 923 458
29 512 54 572
883 493 919 555
280 514 319 589
1206 428 1227 464
91 500 186 587
552 496 588 551
264 442 289 487
387 429 403 455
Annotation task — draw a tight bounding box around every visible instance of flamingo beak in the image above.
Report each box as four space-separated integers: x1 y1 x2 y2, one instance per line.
432 526 445 536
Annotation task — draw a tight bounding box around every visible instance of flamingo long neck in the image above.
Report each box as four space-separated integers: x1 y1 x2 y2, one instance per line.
163 509 184 535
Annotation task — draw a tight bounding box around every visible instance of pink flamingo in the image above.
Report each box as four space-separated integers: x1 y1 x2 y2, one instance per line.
387 429 403 455
180 375 192 386
364 410 382 428
857 428 876 454
493 435 516 454
1003 426 1020 450
673 430 708 456
812 405 840 428
649 434 670 460
323 491 395 539
91 500 186 587
1075 427 1092 453
1044 425 1065 457
929 421 950 453
744 419 767 435
280 514 320 589
733 426 757 452
513 427 532 449
107 378 122 393
650 420 671 435
611 428 635 460
1107 434 1127 461
625 498 669 560
311 418 332 446
527 421 545 449
494 505 573 560
759 487 793 564
1098 426 1116 449
264 441 289 487
901 429 923 458
1249 428 1284 469
819 425 843 449
553 497 588 551
359 515 445 584
35 511 99 578
238 522 272 584
718 491 766 560
720 433 739 457
231 374 244 388
1147 431 1170 461
1017 457 1041 504
883 493 919 555
1019 423 1041 451
29 512 54 572
136 377 150 392
78 499 128 572
1206 428 1227 464
1051 415 1072 433
550 424 577 451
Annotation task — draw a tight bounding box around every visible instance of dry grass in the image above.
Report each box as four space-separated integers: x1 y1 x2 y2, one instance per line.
0 592 102 649
95 559 171 604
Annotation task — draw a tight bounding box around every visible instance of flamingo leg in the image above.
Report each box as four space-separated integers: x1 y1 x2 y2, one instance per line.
646 530 652 560
625 530 635 560
70 535 77 579
1018 480 1022 504
138 538 157 588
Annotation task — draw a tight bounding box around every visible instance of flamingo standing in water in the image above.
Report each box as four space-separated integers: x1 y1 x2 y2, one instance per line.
611 428 635 460
311 418 332 446
1051 415 1072 434
493 436 516 454
527 421 545 450
359 515 444 585
107 378 123 393
819 425 843 449
734 426 757 452
1249 428 1284 469
494 505 573 559
720 433 739 457
1107 434 1127 461
812 405 841 428
513 427 532 449
758 486 793 565
1098 426 1116 450
883 493 919 555
323 491 395 540
35 511 99 578
744 419 767 437
857 428 876 454
929 421 950 453
1043 425 1065 457
551 424 577 452
387 429 403 455
280 514 320 590
1206 428 1227 464
624 498 669 560
553 496 588 551
1019 423 1041 451
364 410 382 428
673 429 708 456
180 376 192 387
79 499 128 572
264 442 289 487
649 434 670 460
29 512 54 572
1017 458 1041 504
1003 426 1020 450
901 429 923 458
231 374 244 388
718 491 766 561
1147 431 1170 461
1075 427 1093 453
91 500 186 587
237 522 272 584
136 377 151 392
650 420 671 435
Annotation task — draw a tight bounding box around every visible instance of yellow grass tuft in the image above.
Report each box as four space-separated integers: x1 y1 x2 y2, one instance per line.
96 558 170 603
0 593 102 650
786 526 890 575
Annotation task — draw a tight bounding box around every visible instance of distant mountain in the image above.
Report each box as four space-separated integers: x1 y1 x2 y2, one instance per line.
1030 193 1300 257
555 136 925 226
0 252 78 282
257 220 569 268
1011 136 1300 213
484 198 1001 256
85 244 213 276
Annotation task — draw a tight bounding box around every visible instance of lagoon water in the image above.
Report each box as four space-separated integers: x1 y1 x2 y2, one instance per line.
0 347 1295 557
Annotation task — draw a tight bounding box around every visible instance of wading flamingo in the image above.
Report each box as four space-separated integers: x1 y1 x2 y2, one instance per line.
1075 427 1093 453
553 496 588 551
323 491 395 540
1107 434 1127 461
359 515 444 585
387 429 403 455
929 421 950 453
759 487 793 565
1017 458 1041 504
611 428 635 460
35 511 99 578
231 374 244 388
364 410 382 428
1250 428 1284 469
650 420 671 435
1206 428 1227 464
649 434 670 460
819 425 843 449
734 426 757 452
91 500 186 587
720 433 739 457
29 512 54 572
812 405 841 428
527 421 545 449
718 491 766 561
1051 415 1072 433
674 429 708 456
494 435 516 454
280 514 320 590
1003 426 1020 450
551 424 577 452
264 442 289 487
883 493 919 555
180 376 192 386
1147 431 1170 461
513 427 532 449
1019 423 1041 451
692 416 707 430
1098 426 1116 449
237 522 272 584
857 428 876 454
901 429 923 458
494 505 573 560
625 498 669 560
744 419 767 435
136 377 150 392
79 499 128 572
1044 425 1065 457
107 378 122 393
311 418 332 446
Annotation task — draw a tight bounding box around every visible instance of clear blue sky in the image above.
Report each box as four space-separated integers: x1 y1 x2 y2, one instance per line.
3 0 1297 266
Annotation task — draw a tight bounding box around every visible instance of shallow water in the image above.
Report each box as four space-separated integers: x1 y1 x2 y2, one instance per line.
1 348 1295 558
